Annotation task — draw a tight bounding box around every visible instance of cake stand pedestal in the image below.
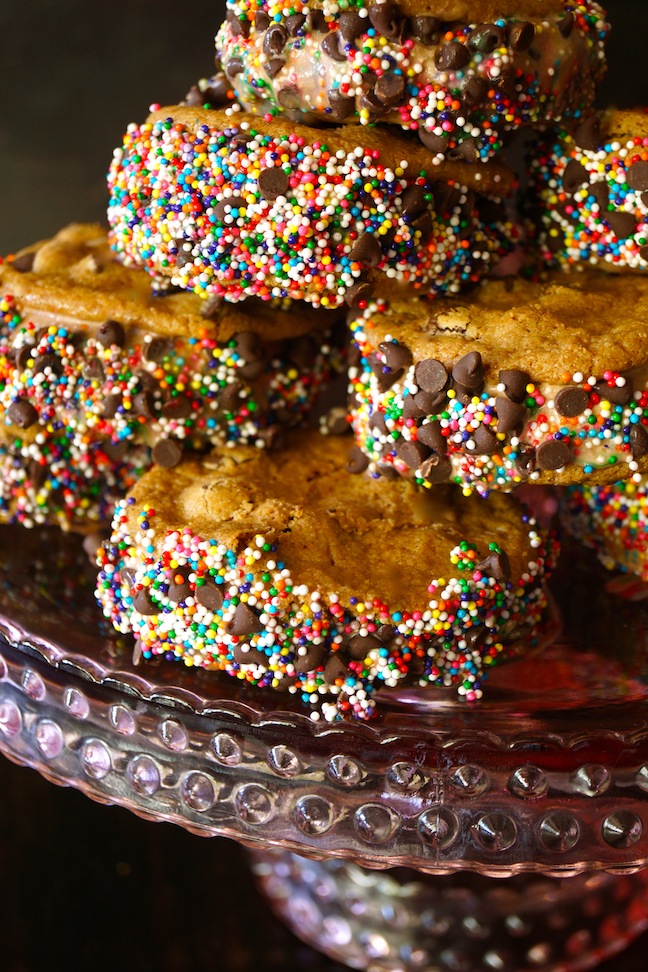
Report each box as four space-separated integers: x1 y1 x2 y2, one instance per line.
1 526 648 971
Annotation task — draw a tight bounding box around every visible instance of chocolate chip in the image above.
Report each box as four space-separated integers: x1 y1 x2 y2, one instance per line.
452 351 483 391
321 30 346 61
232 330 264 366
133 588 159 616
590 181 610 210
11 251 35 273
509 21 534 51
82 358 105 382
285 12 306 35
415 358 448 395
258 167 290 200
185 73 232 108
554 386 590 417
201 294 224 320
417 420 447 454
360 88 388 117
263 23 287 55
562 159 590 194
27 460 47 490
640 245 648 264
219 380 244 411
447 137 479 164
472 424 498 454
225 56 245 79
309 9 328 31
168 566 192 604
102 440 128 461
368 2 402 40
258 424 286 450
374 71 405 107
593 377 634 405
214 195 246 220
324 652 349 682
368 353 402 391
496 397 527 434
202 74 232 108
396 438 431 469
347 446 369 473
232 643 268 666
536 438 572 470
255 10 271 30
196 577 224 611
7 400 38 429
433 183 462 217
97 319 125 349
347 633 382 659
328 88 356 120
377 623 396 643
630 424 648 459
401 185 427 217
573 116 601 152
132 391 156 418
463 76 489 105
476 550 511 582
419 454 452 483
498 369 530 404
408 15 440 44
412 211 433 237
339 10 365 42
379 341 412 372
152 438 183 468
183 85 203 106
14 345 34 370
470 24 506 54
33 352 63 376
627 160 648 192
161 395 193 420
227 10 251 38
369 411 388 437
349 232 382 267
513 446 535 477
558 12 575 37
546 228 565 254
230 602 263 635
295 644 329 672
345 281 374 306
606 210 637 240
419 128 449 155
265 57 285 78
143 336 171 362
322 407 349 436
435 40 471 71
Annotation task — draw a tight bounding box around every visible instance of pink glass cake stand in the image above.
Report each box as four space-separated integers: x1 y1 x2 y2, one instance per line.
1 526 648 971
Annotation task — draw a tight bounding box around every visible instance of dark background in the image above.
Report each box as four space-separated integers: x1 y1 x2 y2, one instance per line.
1 0 647 253
1 2 648 970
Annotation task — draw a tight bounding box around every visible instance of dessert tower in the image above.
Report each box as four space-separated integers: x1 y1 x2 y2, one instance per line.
3 0 648 723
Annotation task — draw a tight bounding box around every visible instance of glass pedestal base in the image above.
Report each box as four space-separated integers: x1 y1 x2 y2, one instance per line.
3 528 648 970
251 851 648 972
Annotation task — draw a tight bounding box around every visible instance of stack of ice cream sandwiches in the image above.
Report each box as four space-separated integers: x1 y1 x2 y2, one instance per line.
5 0 644 722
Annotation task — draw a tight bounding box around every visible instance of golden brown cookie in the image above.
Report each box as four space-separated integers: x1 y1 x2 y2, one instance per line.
216 0 608 161
96 431 558 720
0 224 346 529
347 272 648 494
107 106 514 308
529 110 648 271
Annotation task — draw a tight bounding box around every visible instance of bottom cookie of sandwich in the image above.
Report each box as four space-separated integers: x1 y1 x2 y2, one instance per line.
96 433 559 720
